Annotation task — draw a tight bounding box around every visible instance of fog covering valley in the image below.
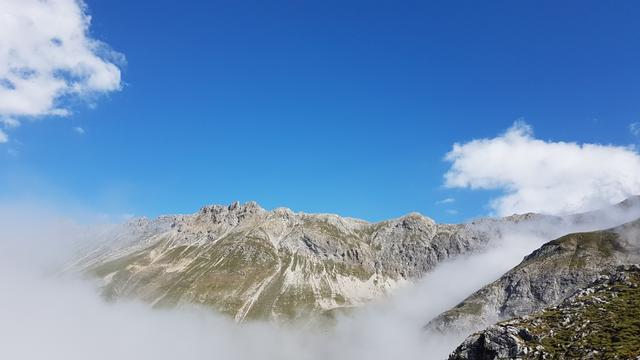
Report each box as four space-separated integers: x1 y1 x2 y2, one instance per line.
2 1 640 359
2 198 640 360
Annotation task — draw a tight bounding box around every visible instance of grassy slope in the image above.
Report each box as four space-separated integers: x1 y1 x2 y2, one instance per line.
512 269 640 358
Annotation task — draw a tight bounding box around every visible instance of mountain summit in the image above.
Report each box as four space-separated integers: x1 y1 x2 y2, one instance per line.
73 198 640 324
76 201 489 321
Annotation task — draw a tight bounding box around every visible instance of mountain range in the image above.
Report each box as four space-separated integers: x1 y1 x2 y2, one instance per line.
70 197 640 358
73 201 493 322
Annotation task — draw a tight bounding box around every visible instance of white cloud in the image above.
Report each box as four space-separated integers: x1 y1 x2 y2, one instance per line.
0 0 123 119
445 209 458 215
73 126 85 134
0 129 7 143
1 117 20 128
436 198 455 205
444 121 640 216
631 122 640 137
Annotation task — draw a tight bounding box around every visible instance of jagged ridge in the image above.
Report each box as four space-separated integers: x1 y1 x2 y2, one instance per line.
77 201 489 322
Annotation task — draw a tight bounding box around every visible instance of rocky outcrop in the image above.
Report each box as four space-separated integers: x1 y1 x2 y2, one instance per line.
75 198 640 323
76 201 492 322
427 218 640 338
449 265 640 359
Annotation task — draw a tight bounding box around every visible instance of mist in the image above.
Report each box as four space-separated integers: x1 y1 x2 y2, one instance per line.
1 201 639 360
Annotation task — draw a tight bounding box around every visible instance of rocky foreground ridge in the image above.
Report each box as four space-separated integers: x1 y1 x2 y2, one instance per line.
449 264 640 359
426 218 640 337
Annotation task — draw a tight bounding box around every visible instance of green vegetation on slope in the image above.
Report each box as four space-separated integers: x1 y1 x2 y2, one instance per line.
523 269 640 358
449 265 640 360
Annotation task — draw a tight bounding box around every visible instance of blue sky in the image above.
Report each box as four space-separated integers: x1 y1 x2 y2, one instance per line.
1 0 640 222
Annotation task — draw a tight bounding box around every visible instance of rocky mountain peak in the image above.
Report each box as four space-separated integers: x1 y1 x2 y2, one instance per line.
398 212 435 225
272 206 295 217
197 200 266 226
199 200 265 214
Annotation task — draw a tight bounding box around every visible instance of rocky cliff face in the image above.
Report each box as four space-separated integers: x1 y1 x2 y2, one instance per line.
449 264 640 360
426 218 640 337
75 201 490 322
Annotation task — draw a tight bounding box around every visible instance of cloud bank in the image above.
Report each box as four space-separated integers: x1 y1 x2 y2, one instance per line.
0 203 549 360
2 199 640 360
0 0 123 141
444 121 640 216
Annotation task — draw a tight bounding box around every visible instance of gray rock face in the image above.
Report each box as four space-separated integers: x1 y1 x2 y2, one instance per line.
75 202 492 321
449 324 535 360
427 218 640 337
449 264 640 360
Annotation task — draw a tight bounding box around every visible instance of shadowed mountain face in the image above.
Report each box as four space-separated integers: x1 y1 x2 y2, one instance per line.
427 218 640 337
74 202 490 322
449 265 640 360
